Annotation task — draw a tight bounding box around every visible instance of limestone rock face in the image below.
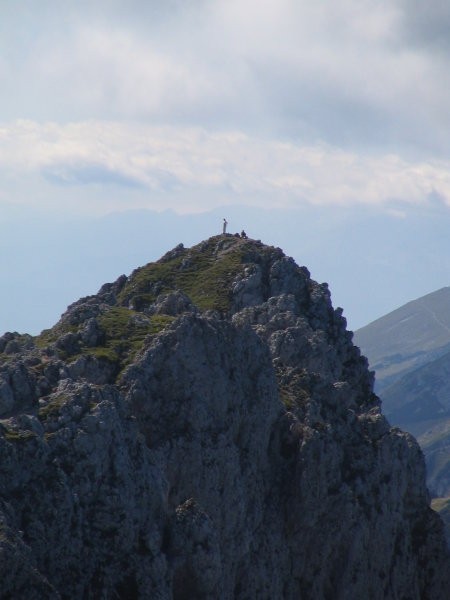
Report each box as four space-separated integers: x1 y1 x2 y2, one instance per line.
0 235 449 599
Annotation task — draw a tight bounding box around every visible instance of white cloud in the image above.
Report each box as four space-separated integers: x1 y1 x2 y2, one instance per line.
1 1 450 217
1 0 450 156
1 120 450 214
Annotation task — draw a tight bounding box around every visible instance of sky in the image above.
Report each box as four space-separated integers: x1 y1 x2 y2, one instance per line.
2 0 450 335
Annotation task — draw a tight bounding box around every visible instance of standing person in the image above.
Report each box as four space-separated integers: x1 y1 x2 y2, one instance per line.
223 218 228 234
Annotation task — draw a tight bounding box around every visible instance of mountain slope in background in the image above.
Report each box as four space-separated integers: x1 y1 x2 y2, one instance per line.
0 235 449 598
354 287 450 394
354 289 450 502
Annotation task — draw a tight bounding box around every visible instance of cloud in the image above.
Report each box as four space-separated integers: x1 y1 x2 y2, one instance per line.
41 162 145 188
1 0 450 157
397 0 450 50
1 120 450 214
1 1 450 216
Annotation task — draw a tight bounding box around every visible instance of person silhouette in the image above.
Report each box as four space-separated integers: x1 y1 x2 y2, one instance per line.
223 218 228 234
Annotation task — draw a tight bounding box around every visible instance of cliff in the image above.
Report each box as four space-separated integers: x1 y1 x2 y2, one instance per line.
0 235 449 599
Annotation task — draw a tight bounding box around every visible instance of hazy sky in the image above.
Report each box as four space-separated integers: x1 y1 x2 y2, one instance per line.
2 1 450 334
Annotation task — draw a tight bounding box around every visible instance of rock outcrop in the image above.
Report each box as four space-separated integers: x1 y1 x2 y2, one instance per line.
0 235 449 599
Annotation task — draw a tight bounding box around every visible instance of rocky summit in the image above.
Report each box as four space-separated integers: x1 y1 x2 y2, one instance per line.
0 234 449 599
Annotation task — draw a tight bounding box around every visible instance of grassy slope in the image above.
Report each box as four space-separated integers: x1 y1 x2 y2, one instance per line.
32 236 253 381
117 236 248 314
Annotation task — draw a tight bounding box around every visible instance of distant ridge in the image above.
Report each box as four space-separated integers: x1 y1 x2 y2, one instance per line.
355 287 450 500
354 286 450 393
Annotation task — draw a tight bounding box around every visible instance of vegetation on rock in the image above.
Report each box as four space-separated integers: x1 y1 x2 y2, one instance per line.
0 234 448 599
118 236 249 314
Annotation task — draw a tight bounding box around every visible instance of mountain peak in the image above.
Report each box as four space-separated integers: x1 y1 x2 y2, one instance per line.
22 235 323 387
0 237 449 598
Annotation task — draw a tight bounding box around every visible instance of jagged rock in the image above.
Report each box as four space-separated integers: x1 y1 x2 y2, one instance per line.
55 331 81 355
159 242 185 263
0 376 14 416
65 354 117 384
150 291 197 317
98 273 128 300
0 332 14 353
79 317 104 347
0 362 37 417
0 332 34 355
0 235 449 599
169 499 222 599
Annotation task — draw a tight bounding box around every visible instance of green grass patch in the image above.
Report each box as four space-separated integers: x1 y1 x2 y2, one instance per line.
38 394 70 420
84 346 119 363
278 376 310 411
97 307 173 356
71 308 175 375
3 429 37 442
117 238 246 314
280 388 295 410
149 314 176 333
35 322 78 349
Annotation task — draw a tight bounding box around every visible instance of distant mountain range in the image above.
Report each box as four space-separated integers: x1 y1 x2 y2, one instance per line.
355 287 450 497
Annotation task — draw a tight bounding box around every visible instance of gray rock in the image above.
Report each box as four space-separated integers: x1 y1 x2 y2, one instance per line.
0 235 448 599
79 317 103 347
151 291 197 317
0 377 14 416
